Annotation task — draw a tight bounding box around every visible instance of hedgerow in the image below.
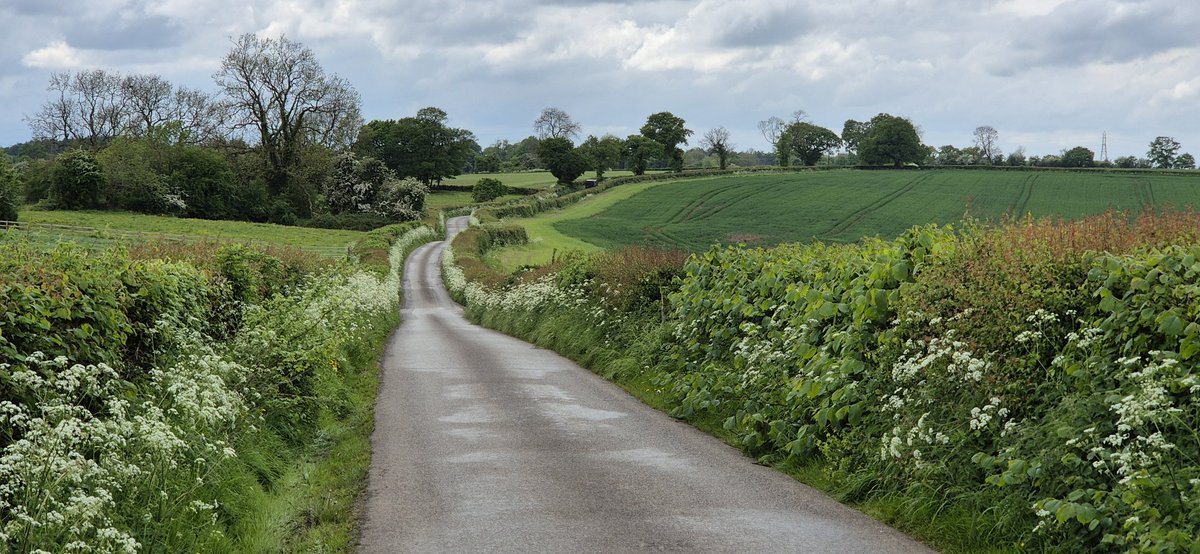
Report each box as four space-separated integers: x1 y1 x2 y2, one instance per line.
0 224 436 552
444 210 1200 552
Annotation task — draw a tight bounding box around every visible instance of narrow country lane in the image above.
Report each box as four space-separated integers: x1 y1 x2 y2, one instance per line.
359 216 932 553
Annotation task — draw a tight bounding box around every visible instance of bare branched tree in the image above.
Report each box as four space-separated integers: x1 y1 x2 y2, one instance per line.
974 125 1000 163
215 33 362 197
27 69 231 148
27 72 77 143
533 107 581 141
121 73 174 137
757 116 784 148
700 127 735 170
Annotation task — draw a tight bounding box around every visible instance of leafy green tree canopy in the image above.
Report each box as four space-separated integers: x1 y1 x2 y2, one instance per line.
353 107 478 186
537 137 588 184
1148 136 1181 169
858 113 923 167
577 134 623 179
841 119 868 154
1175 153 1196 169
1060 146 1095 168
623 135 663 176
640 112 692 172
785 122 841 166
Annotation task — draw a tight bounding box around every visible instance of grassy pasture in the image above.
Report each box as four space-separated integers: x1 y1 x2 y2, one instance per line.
12 209 365 255
424 190 525 211
488 178 691 268
552 169 1200 251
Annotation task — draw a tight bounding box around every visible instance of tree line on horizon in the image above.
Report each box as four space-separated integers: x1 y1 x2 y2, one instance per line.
1 33 1195 228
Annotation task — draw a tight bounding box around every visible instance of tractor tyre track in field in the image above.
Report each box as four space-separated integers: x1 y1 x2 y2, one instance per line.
358 216 931 553
1011 173 1037 217
818 173 929 241
665 181 742 225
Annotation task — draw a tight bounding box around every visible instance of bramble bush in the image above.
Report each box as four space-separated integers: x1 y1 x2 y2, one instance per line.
0 224 436 552
445 210 1200 552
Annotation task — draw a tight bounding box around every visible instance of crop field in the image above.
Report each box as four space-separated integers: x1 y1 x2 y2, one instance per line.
552 169 1200 251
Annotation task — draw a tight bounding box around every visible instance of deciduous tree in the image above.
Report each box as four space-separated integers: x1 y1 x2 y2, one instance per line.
1148 136 1181 168
623 135 662 176
841 119 869 155
784 122 841 166
699 127 734 169
973 126 1000 162
640 112 692 172
533 107 581 141
215 33 363 213
537 137 588 184
1175 153 1196 169
51 149 104 209
758 116 784 154
353 107 477 187
858 113 923 167
1060 146 1095 168
577 134 623 179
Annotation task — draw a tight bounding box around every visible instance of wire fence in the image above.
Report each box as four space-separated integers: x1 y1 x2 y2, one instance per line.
0 220 353 258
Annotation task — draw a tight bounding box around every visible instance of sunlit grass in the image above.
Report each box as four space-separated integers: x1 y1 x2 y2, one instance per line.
487 177 701 269
18 209 365 249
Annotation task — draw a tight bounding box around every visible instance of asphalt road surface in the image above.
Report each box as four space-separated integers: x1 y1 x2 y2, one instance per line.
359 216 932 553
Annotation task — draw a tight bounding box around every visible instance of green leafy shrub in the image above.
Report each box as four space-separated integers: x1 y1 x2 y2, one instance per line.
51 150 105 209
0 223 436 552
472 177 507 203
443 208 1200 551
0 156 21 221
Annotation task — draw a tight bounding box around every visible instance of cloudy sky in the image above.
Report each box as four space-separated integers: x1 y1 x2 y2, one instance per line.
2 0 1198 159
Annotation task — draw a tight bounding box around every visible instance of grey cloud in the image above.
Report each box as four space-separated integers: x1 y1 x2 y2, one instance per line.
714 7 810 48
65 14 187 51
1012 1 1198 67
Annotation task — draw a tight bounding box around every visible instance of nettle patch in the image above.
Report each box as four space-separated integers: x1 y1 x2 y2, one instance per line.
447 210 1200 552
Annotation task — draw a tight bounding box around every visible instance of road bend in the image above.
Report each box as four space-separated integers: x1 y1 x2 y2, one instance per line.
359 216 931 553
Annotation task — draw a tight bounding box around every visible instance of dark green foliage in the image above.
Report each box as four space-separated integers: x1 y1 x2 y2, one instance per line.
51 149 105 209
1059 146 1095 168
302 212 394 231
477 224 528 253
326 152 392 214
18 158 54 203
1148 136 1181 169
578 134 623 179
841 119 868 154
537 137 589 184
640 112 693 172
472 177 507 203
623 135 663 176
858 113 924 167
171 146 240 220
353 108 478 186
453 208 1200 552
0 156 19 221
785 122 842 166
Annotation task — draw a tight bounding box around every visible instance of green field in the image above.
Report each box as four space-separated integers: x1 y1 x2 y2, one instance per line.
424 190 525 211
490 179 690 268
12 209 365 255
552 169 1200 251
